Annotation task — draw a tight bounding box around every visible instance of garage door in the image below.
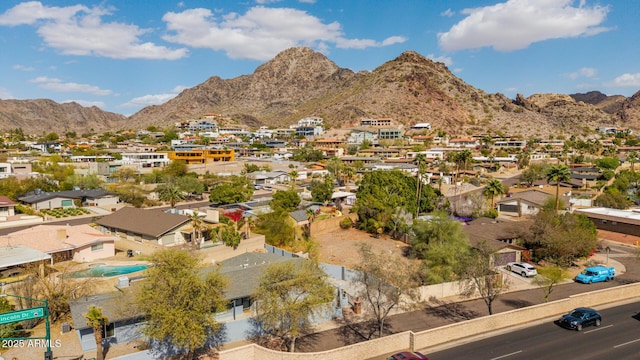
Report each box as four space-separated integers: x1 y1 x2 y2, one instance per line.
494 251 516 266
499 204 518 213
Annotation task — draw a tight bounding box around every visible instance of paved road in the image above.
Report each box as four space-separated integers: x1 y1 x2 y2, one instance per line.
295 241 640 354
426 300 640 360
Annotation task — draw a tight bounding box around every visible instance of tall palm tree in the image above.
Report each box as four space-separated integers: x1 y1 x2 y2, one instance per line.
342 165 356 192
84 305 108 360
414 153 427 217
483 179 505 208
546 165 571 213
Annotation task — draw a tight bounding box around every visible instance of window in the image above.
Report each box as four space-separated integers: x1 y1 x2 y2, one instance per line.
91 243 104 251
103 322 115 338
61 199 73 207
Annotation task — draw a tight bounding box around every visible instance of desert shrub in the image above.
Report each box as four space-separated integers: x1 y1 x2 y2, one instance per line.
339 216 353 229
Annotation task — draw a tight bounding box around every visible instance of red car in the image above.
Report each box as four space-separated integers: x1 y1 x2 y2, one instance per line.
387 351 429 360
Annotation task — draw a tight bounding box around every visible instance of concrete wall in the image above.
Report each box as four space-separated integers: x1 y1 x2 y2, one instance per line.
218 282 640 360
310 213 358 235
200 235 266 263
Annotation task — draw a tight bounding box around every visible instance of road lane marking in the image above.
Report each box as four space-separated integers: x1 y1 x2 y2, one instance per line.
490 350 523 360
613 338 640 348
584 325 613 333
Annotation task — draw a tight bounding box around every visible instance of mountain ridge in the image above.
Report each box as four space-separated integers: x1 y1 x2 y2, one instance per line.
1 47 639 137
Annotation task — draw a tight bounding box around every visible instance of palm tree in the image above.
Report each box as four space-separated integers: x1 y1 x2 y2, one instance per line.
546 165 571 213
158 182 185 208
628 150 639 187
288 170 299 190
342 165 355 192
243 215 256 238
84 305 108 360
414 153 427 217
189 211 205 250
483 179 505 208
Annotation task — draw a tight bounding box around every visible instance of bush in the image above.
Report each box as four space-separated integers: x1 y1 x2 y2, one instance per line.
339 216 353 229
483 208 499 219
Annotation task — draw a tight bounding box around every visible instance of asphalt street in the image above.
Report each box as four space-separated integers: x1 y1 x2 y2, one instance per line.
296 241 640 355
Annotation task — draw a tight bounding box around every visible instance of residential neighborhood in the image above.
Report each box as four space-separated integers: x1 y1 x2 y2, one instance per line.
1 114 640 360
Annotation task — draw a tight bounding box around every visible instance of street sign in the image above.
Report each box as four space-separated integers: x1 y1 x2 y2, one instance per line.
0 306 45 325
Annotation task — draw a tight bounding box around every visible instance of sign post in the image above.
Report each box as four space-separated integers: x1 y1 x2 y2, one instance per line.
0 294 51 360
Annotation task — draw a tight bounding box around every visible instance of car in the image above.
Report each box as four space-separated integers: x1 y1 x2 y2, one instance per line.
506 262 537 277
387 351 429 360
557 307 602 331
574 265 615 284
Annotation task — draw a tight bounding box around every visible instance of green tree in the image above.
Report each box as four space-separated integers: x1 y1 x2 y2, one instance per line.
189 211 207 250
483 179 505 208
252 260 334 352
84 305 109 360
355 170 437 234
177 176 205 196
594 157 620 170
111 167 137 183
411 211 470 284
0 297 21 340
217 225 242 249
208 176 253 204
532 266 568 302
288 170 299 190
520 163 549 187
254 211 296 247
270 190 300 212
136 249 228 359
546 165 571 213
164 160 189 177
352 243 420 339
310 175 334 203
457 240 509 315
524 209 598 266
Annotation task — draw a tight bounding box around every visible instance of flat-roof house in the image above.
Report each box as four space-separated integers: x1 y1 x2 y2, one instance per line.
17 189 119 210
95 207 192 246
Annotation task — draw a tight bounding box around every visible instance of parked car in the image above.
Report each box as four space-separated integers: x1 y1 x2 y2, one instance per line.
557 307 602 331
506 262 537 277
574 265 615 284
387 351 429 360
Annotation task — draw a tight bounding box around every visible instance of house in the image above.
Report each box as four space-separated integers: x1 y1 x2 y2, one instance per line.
95 207 192 246
575 207 640 238
497 189 556 217
462 217 528 265
0 224 116 263
17 189 119 210
0 196 16 217
360 118 393 127
289 209 310 227
247 171 289 186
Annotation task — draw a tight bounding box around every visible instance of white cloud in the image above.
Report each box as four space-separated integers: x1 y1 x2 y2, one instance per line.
162 6 404 60
607 73 640 87
567 67 597 80
441 9 455 17
438 0 610 52
13 64 35 71
0 87 14 99
426 54 453 66
119 86 187 108
29 76 112 95
62 99 106 108
0 1 188 60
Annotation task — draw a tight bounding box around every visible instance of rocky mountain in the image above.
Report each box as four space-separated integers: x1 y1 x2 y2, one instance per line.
0 99 126 134
2 47 639 138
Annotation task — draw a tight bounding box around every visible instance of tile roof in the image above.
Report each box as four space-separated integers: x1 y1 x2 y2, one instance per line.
0 224 116 253
95 207 191 238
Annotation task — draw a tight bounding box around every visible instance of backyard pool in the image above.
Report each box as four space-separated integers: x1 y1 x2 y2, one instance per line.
66 264 148 278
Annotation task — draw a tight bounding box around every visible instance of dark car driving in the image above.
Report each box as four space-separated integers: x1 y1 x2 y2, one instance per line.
388 351 428 360
557 307 601 331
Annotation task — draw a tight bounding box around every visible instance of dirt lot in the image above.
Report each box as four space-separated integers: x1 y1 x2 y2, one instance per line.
314 227 412 269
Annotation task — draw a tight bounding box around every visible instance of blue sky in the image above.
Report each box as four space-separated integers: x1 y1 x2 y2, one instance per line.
1 0 638 116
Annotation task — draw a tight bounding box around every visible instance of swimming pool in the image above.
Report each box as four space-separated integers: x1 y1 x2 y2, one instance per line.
66 264 148 278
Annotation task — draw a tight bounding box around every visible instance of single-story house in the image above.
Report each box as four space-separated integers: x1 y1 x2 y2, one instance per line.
575 207 640 238
247 171 289 186
331 191 356 206
0 224 116 263
462 217 529 265
497 189 570 217
17 189 119 210
95 207 192 246
0 195 16 217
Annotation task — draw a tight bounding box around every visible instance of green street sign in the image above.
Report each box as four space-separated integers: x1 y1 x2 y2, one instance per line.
0 307 45 325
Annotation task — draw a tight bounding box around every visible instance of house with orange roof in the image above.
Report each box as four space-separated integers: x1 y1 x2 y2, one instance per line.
0 224 116 263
